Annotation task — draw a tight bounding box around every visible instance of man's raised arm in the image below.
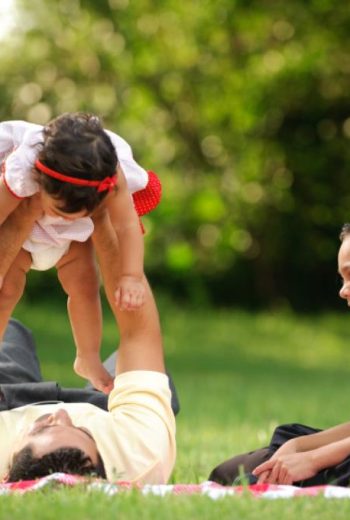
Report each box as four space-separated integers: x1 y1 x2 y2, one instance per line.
92 208 165 374
0 195 42 289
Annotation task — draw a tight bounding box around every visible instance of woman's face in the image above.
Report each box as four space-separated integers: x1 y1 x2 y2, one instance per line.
338 235 350 305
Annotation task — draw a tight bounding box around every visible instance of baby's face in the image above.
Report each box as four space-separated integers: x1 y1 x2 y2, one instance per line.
40 190 89 221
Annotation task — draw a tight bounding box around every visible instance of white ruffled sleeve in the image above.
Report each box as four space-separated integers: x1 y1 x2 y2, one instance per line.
3 125 43 198
105 129 148 193
0 124 16 164
0 121 39 159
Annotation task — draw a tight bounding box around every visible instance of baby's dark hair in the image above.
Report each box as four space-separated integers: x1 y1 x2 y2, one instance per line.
35 113 118 213
340 223 350 242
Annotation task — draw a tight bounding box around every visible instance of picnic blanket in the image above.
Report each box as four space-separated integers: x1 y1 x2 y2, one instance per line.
1 473 350 499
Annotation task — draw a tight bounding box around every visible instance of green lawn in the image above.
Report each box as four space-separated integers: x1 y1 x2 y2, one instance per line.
2 293 350 518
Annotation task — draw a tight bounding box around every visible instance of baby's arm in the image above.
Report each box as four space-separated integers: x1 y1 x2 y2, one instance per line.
105 167 145 311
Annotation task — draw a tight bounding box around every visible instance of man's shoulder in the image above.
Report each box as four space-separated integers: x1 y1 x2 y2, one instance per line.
95 371 176 484
109 371 171 404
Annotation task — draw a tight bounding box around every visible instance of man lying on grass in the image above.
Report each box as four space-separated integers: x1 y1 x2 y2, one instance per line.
0 201 176 483
209 223 350 487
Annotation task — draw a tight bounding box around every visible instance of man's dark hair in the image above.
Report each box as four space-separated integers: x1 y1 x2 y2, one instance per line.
35 112 118 214
340 223 350 242
8 445 106 482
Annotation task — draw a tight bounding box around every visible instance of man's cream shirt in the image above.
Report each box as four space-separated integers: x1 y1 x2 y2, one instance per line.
0 371 176 483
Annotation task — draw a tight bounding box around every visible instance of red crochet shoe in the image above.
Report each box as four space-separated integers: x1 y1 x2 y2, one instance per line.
132 171 162 216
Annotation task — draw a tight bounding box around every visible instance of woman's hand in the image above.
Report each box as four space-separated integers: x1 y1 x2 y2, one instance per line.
253 451 317 485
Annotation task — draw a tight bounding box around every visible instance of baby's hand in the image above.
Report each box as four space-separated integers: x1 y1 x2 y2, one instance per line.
115 275 146 311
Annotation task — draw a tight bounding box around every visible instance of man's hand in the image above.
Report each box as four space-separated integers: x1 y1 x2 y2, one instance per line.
115 275 146 311
252 451 317 485
0 194 42 288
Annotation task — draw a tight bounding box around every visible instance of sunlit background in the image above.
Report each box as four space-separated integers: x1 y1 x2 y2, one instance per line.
0 0 349 310
0 0 18 39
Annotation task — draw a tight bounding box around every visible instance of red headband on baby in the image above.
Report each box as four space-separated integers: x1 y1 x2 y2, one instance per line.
34 160 117 193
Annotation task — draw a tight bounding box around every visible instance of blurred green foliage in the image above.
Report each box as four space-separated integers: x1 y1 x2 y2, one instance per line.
1 0 350 309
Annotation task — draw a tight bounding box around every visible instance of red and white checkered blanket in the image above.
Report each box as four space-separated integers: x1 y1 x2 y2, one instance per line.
1 474 350 499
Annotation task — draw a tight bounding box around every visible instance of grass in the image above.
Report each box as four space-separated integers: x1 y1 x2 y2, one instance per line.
2 291 350 518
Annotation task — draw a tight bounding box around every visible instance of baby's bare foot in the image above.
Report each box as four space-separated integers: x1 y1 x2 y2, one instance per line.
74 354 114 394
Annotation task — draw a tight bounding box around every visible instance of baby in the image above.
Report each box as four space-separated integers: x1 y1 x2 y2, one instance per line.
0 113 160 393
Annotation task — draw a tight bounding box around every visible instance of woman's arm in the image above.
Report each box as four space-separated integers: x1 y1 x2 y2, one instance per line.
253 422 350 484
278 422 350 455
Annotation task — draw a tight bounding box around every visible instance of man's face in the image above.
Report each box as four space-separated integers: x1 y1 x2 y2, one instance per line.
12 409 99 465
338 235 350 305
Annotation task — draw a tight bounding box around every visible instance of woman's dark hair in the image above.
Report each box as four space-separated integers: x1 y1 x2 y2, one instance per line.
340 223 350 242
8 445 106 482
35 113 118 213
